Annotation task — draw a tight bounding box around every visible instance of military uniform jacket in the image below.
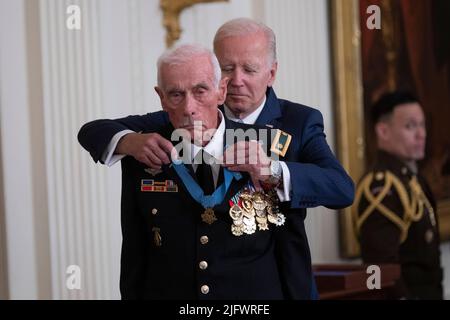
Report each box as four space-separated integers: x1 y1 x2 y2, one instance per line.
78 88 355 299
120 119 285 299
354 151 443 299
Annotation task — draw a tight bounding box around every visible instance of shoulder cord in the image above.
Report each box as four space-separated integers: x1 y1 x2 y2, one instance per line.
353 171 435 243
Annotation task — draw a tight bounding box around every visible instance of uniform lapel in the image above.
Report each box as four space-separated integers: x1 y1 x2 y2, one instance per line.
158 124 199 206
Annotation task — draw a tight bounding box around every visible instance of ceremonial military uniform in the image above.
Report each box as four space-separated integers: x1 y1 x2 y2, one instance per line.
78 88 355 299
353 151 443 299
120 119 287 299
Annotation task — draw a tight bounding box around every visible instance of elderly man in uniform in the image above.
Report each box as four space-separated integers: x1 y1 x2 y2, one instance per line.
78 18 355 299
112 43 294 299
353 91 443 299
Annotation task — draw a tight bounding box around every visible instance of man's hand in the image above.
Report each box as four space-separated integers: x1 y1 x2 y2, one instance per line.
116 132 176 169
221 141 272 190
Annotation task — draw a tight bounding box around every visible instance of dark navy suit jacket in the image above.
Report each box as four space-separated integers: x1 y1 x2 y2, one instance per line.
78 87 355 299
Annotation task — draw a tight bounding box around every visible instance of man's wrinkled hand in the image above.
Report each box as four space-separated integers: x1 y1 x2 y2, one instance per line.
116 132 177 169
221 140 271 191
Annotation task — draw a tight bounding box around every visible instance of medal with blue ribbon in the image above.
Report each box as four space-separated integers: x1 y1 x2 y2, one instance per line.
172 160 242 224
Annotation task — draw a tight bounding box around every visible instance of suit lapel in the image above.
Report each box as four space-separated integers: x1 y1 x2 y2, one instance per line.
255 87 282 128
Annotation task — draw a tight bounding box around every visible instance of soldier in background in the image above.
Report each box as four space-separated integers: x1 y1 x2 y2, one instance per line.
353 91 443 299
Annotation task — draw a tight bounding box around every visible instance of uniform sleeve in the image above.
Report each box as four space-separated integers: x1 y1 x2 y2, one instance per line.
286 109 354 209
357 180 408 298
77 111 169 163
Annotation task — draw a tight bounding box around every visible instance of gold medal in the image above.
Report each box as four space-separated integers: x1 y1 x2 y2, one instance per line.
240 191 254 211
267 213 278 224
256 216 269 231
243 216 256 226
243 222 256 235
231 224 244 236
242 207 255 218
229 187 285 236
258 221 269 231
201 208 217 225
256 215 267 223
252 192 267 211
229 204 243 220
255 209 266 217
241 198 254 213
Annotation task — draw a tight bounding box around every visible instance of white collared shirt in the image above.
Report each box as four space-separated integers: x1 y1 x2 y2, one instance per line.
224 96 266 124
189 110 225 187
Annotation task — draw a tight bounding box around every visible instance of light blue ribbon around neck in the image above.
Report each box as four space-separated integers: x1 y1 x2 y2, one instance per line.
171 161 242 209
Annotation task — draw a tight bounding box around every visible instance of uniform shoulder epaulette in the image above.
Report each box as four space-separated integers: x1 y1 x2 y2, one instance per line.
352 170 417 243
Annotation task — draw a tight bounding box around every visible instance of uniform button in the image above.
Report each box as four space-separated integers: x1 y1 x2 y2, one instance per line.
199 261 208 270
200 236 209 244
425 229 434 243
201 285 209 294
151 208 158 215
375 172 384 181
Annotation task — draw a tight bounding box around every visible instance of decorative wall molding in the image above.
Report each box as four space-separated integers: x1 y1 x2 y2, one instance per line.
39 0 113 299
160 0 228 47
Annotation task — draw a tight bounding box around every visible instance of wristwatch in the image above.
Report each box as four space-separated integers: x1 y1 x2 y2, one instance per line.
262 160 282 188
270 160 282 180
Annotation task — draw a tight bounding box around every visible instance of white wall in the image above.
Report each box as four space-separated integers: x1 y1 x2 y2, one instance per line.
0 0 40 299
1 0 448 299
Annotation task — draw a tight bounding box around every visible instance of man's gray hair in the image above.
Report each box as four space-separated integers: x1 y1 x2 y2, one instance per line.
213 18 277 66
157 44 221 88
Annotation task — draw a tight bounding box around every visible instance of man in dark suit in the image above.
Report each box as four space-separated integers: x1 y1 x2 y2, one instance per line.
78 18 355 299
353 91 443 299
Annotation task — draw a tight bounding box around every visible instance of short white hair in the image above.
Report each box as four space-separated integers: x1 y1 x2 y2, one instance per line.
213 18 277 66
157 44 221 88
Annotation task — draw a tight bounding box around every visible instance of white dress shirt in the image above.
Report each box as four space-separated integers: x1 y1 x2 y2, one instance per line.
190 111 225 187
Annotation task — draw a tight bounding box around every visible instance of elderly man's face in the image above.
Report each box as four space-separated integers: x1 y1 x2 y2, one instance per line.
214 31 277 118
376 102 426 162
155 54 227 144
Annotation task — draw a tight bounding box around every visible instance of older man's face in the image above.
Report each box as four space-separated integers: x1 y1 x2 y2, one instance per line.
214 31 277 118
155 54 226 144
